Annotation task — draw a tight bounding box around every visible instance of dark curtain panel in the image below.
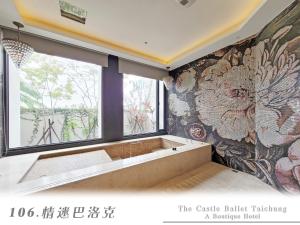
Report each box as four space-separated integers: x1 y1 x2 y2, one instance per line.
0 30 4 157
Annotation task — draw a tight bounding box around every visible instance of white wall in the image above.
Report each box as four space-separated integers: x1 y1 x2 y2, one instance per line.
98 70 102 138
8 57 20 148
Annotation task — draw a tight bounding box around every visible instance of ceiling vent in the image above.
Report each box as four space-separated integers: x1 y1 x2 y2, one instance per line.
59 0 87 24
175 0 196 7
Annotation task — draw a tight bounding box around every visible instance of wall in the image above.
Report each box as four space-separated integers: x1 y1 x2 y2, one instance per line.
255 0 300 194
0 29 3 157
8 57 20 148
166 0 300 193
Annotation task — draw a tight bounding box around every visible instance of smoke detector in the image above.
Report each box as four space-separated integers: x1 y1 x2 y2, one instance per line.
175 0 196 7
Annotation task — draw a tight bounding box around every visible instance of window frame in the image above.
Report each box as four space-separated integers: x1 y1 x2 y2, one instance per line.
122 79 167 140
122 75 164 138
3 52 167 156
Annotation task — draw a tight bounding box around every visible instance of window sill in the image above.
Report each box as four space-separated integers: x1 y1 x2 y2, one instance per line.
6 130 168 157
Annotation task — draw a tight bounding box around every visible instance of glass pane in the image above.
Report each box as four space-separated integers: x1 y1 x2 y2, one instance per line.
9 52 102 148
123 74 157 136
159 81 165 130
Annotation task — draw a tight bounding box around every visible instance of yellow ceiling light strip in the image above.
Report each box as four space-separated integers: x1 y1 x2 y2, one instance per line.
166 0 263 64
12 0 167 64
22 16 167 64
13 0 263 66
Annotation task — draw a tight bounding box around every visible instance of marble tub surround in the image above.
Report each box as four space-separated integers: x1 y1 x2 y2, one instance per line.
0 135 211 195
103 137 183 160
21 150 113 182
0 153 40 189
152 162 279 194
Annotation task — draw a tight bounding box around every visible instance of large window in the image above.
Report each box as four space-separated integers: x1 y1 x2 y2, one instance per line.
123 74 156 135
123 74 164 136
8 52 102 148
4 50 166 154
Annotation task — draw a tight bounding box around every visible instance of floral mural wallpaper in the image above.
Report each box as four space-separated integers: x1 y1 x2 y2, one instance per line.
166 0 300 193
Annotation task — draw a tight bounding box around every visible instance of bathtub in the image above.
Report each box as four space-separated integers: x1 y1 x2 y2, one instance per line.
1 135 211 195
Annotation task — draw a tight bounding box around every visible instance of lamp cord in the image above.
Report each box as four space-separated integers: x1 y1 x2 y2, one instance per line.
17 26 20 41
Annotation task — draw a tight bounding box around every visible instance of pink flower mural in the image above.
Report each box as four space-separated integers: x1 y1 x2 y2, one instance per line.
167 0 300 193
255 26 300 148
275 139 300 193
195 52 255 142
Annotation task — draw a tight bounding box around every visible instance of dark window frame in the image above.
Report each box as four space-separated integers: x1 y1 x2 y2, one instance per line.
3 53 167 156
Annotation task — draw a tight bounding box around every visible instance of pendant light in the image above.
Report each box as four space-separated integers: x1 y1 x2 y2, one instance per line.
2 21 34 68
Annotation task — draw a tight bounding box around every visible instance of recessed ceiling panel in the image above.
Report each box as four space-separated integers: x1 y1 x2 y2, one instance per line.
12 0 263 63
0 0 293 68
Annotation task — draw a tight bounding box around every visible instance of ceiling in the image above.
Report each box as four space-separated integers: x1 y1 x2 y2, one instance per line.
0 0 295 69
